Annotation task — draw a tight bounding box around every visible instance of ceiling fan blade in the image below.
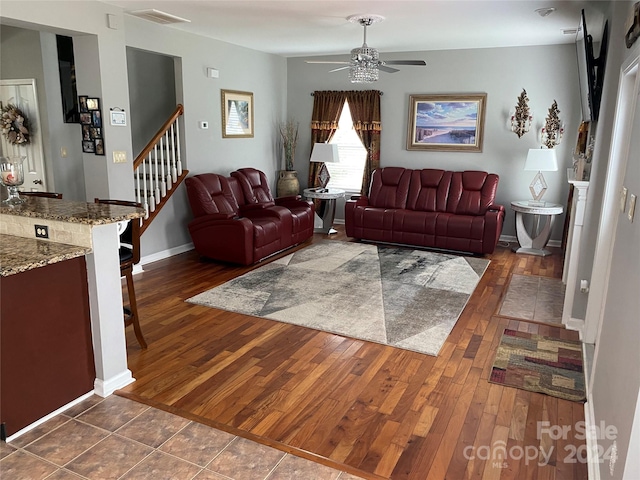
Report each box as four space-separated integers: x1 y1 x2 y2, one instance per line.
382 60 427 66
305 61 350 65
329 66 350 73
378 65 400 73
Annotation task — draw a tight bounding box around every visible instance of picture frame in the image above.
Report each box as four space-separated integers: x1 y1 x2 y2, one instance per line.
92 110 102 127
221 89 254 138
406 93 487 152
94 138 105 156
82 125 91 141
86 97 100 111
78 95 89 113
90 127 102 139
82 140 95 153
80 112 93 125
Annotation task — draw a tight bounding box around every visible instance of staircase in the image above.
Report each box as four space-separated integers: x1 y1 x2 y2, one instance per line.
133 104 188 235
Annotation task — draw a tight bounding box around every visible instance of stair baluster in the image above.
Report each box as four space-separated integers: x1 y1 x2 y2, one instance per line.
133 104 187 235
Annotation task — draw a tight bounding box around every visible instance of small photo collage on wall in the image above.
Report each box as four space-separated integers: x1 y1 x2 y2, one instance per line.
79 95 105 155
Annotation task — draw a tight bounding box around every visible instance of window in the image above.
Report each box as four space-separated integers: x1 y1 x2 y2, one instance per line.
327 101 367 191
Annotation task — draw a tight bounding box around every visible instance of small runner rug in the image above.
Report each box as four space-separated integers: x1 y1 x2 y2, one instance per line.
187 241 489 356
490 329 586 402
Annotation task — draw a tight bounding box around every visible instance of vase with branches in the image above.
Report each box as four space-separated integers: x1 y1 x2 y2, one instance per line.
279 120 298 171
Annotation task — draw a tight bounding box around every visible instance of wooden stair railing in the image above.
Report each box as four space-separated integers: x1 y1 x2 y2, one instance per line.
133 104 189 235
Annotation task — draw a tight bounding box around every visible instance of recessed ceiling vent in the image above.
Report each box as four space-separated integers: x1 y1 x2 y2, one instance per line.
128 9 191 25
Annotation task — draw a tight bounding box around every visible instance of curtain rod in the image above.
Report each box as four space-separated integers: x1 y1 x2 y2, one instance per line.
310 91 383 96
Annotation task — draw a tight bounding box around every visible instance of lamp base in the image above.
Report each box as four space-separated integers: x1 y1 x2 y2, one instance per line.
317 163 331 189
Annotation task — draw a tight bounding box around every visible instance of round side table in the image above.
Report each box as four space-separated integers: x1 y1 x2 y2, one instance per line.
511 200 564 256
303 188 345 234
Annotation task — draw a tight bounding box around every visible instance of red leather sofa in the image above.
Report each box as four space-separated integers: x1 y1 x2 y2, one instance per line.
345 167 505 255
185 169 314 265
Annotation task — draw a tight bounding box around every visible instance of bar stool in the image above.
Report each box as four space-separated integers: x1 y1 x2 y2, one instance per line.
94 198 147 349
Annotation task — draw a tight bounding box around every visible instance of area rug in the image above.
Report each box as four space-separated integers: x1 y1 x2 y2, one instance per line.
489 329 586 402
186 241 489 356
498 274 565 325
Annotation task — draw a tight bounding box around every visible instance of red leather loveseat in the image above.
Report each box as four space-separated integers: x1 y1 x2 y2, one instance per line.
186 168 314 265
345 167 505 255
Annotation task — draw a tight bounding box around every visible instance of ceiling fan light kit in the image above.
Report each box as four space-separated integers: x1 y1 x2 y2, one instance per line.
306 14 426 83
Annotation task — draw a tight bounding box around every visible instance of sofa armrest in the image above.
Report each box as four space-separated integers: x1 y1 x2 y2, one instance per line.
187 215 255 264
482 205 505 254
345 195 370 238
239 202 275 214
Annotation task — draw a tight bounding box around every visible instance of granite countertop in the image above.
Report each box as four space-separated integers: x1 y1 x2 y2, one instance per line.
0 197 145 224
0 234 91 276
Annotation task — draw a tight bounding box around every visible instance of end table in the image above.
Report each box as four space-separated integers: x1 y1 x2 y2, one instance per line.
303 188 345 234
511 200 564 256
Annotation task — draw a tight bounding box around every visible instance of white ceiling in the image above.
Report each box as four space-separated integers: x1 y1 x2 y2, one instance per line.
104 0 608 58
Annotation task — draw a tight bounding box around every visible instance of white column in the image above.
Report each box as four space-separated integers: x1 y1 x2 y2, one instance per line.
562 171 590 333
85 223 134 396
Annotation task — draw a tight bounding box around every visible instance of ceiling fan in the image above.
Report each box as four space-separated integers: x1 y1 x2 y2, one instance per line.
306 14 427 83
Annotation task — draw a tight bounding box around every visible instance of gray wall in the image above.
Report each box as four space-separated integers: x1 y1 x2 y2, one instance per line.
287 44 582 240
0 25 86 200
122 14 288 258
590 3 640 478
126 47 177 156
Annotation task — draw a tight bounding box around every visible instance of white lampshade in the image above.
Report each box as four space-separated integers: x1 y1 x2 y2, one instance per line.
310 143 339 163
524 148 558 172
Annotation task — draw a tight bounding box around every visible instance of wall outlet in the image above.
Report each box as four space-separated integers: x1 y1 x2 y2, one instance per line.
35 225 49 239
199 121 209 129
113 151 127 163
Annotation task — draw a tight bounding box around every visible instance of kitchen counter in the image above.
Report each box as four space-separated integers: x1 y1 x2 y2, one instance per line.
0 234 91 276
0 196 146 439
0 196 144 224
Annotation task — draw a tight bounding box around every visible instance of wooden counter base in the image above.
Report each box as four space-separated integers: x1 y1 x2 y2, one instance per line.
1 256 95 438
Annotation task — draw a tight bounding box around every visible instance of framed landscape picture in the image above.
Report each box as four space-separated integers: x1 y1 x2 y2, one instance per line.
221 89 253 138
407 93 487 152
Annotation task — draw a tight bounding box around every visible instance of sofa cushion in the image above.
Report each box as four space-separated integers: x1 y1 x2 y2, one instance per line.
446 171 499 216
368 167 412 209
407 169 452 212
231 168 275 206
185 174 239 217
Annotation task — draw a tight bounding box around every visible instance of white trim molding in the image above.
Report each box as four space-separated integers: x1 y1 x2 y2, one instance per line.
5 391 94 443
94 369 135 397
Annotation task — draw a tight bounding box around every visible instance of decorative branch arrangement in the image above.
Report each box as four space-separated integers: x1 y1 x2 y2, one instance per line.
510 89 532 138
541 100 564 148
279 120 298 171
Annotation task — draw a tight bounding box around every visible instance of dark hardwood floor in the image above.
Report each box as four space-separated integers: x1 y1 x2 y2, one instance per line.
118 227 587 480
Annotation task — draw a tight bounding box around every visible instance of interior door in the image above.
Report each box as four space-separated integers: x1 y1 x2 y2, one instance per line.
0 79 48 192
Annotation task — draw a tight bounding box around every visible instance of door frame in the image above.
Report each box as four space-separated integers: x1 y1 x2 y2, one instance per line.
0 78 48 192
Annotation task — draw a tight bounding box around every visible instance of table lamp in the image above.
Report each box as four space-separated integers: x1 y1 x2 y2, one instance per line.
310 143 339 192
524 148 558 206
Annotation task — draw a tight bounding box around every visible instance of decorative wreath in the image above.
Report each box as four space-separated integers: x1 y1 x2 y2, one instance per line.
1 104 30 145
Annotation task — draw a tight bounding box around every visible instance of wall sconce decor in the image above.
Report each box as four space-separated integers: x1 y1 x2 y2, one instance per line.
510 89 533 138
541 100 564 148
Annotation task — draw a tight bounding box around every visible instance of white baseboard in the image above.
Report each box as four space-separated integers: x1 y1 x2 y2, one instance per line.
5 391 95 443
565 317 585 339
584 399 601 480
139 242 194 268
94 370 135 397
499 234 561 248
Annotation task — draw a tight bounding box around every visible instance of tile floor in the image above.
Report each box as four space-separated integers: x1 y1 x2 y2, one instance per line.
0 395 364 480
498 273 565 324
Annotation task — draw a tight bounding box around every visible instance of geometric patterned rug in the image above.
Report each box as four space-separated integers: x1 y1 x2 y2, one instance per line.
187 241 489 356
489 329 586 402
